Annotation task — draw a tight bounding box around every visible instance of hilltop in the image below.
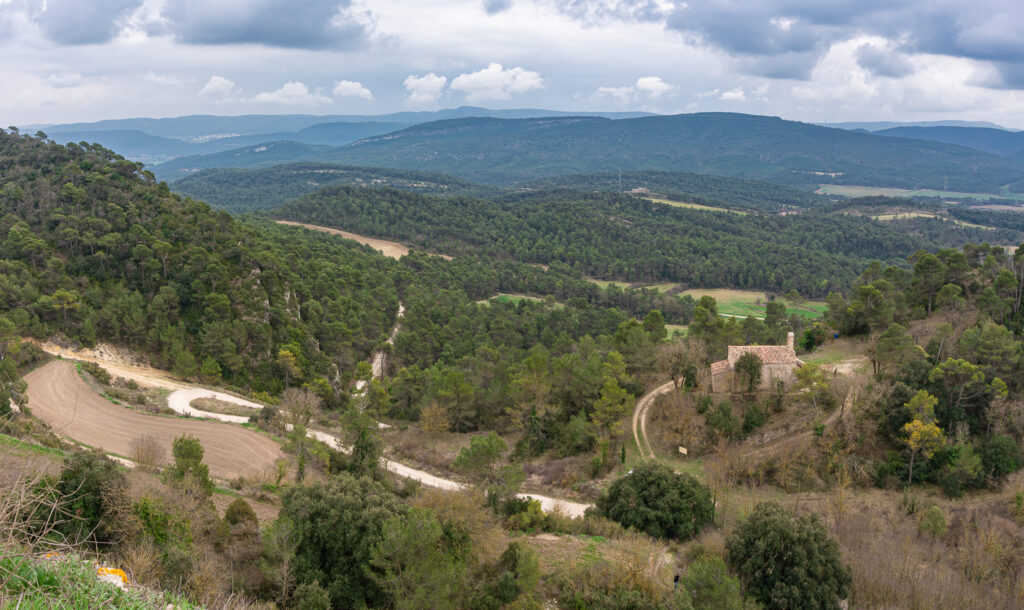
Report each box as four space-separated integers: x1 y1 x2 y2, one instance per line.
152 112 1024 190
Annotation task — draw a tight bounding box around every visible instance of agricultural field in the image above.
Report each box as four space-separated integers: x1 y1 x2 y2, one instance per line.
643 196 745 214
665 324 688 336
817 184 1024 202
680 288 826 320
476 293 546 305
588 279 633 290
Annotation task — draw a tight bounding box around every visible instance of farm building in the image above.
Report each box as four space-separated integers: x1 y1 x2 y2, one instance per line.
710 332 802 393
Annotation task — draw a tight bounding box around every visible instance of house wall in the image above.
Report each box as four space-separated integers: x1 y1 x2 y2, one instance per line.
762 362 796 387
712 363 795 393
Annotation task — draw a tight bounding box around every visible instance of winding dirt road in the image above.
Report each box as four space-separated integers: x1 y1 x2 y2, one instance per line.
24 361 284 479
26 346 590 516
632 381 676 459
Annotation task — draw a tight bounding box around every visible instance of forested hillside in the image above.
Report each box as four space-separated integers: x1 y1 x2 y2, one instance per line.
173 163 500 212
155 113 1024 189
0 130 408 396
0 130 697 401
522 170 827 211
270 185 1014 296
45 122 408 165
875 126 1024 157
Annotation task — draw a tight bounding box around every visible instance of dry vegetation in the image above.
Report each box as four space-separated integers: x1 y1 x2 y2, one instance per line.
192 397 261 418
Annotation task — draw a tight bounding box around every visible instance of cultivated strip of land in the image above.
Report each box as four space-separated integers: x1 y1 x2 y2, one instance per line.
275 220 411 259
24 361 284 479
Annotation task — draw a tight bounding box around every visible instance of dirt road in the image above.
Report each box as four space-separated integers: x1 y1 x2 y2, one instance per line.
29 344 591 516
24 361 284 479
632 381 676 459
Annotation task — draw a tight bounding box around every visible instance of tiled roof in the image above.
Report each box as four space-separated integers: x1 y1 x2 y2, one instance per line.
710 360 731 375
727 345 797 365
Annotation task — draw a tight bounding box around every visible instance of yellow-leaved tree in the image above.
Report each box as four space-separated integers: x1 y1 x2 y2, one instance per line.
902 390 946 484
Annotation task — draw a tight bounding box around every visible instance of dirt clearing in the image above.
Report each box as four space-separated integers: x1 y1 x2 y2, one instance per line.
24 361 284 480
275 220 410 259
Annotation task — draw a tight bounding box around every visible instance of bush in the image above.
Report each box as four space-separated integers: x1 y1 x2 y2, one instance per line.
280 473 406 608
726 502 851 610
80 361 111 385
681 556 749 610
594 461 714 540
918 505 947 538
128 435 164 472
293 580 331 610
981 435 1022 479
166 435 214 497
224 498 258 526
706 400 739 439
54 450 127 544
741 403 765 435
938 445 984 497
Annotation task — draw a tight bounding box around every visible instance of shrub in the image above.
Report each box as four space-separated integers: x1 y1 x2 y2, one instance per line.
224 498 258 526
695 395 713 415
918 505 948 538
938 445 984 498
681 556 748 610
280 473 406 608
981 435 1022 479
594 461 714 540
80 361 111 385
741 403 765 435
128 435 164 472
54 450 127 544
706 400 739 439
293 580 331 610
166 434 214 497
726 502 851 610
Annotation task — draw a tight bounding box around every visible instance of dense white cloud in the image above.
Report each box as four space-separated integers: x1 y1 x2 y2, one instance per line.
199 76 239 98
634 76 675 98
450 63 543 102
251 81 331 105
333 79 373 100
404 73 448 105
595 76 675 104
719 87 747 101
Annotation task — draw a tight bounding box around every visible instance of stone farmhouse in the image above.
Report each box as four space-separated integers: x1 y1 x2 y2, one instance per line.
710 332 802 393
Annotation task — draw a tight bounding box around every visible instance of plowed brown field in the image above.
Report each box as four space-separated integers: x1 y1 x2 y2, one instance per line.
24 361 284 479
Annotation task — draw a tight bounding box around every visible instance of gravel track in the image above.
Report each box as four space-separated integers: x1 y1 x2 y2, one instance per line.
26 351 591 516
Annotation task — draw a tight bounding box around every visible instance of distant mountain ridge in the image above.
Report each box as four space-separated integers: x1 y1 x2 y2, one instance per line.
154 112 1024 191
874 126 1024 157
822 120 1013 131
45 121 409 164
30 106 655 166
30 106 653 139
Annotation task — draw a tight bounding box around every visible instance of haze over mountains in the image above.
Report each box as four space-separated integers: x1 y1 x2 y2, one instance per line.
30 107 652 164
28 107 1024 195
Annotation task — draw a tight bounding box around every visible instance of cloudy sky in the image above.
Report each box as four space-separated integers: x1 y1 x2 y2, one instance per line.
4 0 1024 127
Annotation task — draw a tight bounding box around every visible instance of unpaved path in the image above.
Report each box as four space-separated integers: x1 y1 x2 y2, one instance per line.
24 361 284 479
30 343 590 516
357 303 405 393
632 381 676 459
